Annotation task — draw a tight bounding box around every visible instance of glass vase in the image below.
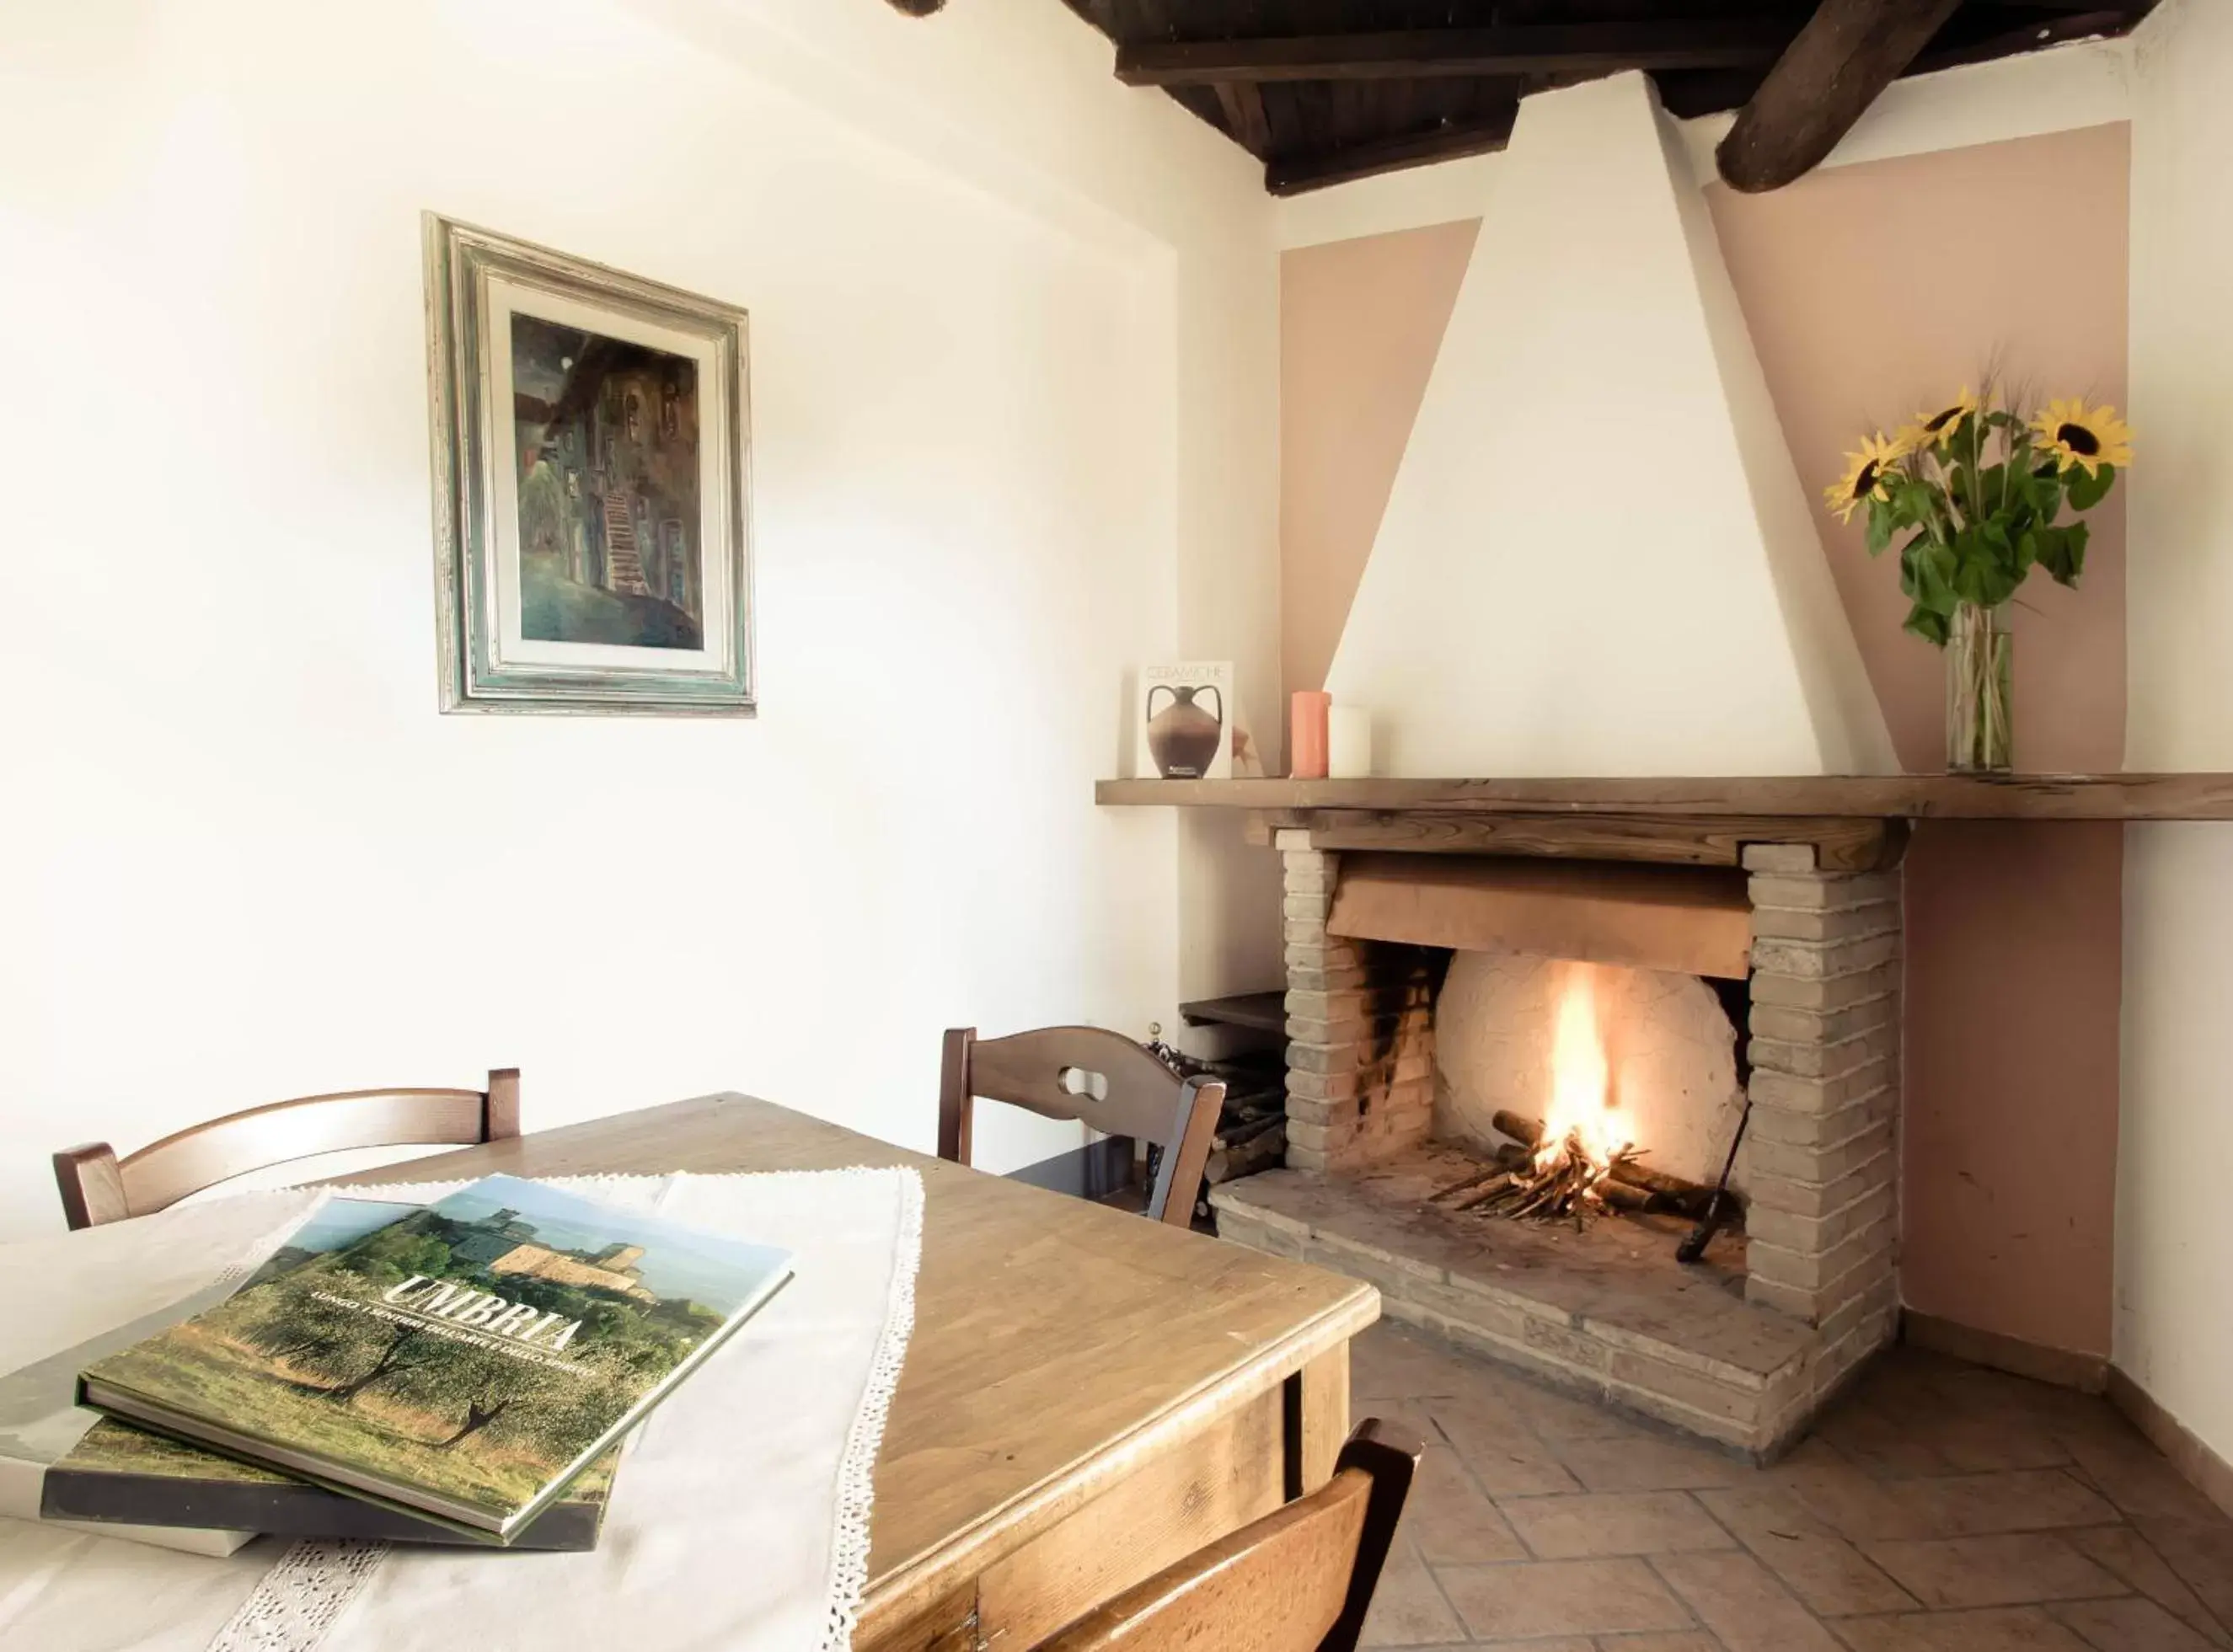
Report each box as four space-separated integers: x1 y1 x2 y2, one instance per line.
1946 601 2013 773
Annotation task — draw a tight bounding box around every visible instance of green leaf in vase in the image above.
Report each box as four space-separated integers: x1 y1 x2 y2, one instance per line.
1866 496 1896 555
2059 519 2091 585
2065 462 2117 512
1914 538 1960 616
1905 605 1952 645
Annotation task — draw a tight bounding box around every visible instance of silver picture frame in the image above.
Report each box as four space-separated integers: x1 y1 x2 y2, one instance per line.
424 213 755 715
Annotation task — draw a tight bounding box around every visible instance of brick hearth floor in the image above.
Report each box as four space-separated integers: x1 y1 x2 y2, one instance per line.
1352 1321 2233 1650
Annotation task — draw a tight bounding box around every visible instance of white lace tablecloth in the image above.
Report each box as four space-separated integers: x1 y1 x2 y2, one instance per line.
0 1167 923 1652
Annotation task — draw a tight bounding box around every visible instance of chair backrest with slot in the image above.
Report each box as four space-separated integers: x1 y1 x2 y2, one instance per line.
1037 1419 1422 1652
937 1026 1223 1227
52 1068 521 1230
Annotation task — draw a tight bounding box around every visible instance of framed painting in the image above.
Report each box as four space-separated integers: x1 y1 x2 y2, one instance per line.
424 214 754 714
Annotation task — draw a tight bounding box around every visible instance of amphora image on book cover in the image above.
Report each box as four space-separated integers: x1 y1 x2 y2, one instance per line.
1136 660 1234 780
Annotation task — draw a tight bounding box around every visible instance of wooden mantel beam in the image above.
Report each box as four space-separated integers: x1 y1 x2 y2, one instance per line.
1250 810 1906 874
1116 21 1791 87
1097 774 2233 822
1716 0 1964 193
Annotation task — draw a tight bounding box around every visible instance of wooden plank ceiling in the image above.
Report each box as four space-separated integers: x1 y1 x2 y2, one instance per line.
1050 1 2158 195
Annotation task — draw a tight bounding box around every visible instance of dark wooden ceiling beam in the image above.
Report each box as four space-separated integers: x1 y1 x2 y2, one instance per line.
1116 21 1795 87
1914 8 2133 73
1716 0 1966 193
1267 110 1518 197
1213 82 1273 157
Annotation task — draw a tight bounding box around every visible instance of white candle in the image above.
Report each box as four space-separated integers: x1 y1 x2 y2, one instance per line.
1327 705 1373 778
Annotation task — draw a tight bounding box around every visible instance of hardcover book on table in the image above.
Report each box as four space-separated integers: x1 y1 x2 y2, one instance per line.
1 1256 265 1557
79 1174 792 1543
42 1418 620 1549
18 1193 614 1550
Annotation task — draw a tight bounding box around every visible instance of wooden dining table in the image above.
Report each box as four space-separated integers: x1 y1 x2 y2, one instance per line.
338 1093 1379 1651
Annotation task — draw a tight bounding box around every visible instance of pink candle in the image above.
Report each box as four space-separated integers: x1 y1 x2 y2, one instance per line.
1290 691 1331 779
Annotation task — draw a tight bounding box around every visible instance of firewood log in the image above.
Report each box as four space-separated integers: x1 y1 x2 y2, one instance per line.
1491 1109 1726 1218
1598 1178 1652 1213
1492 1109 1544 1147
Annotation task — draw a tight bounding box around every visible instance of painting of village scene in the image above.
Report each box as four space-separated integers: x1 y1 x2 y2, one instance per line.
427 215 752 713
82 1180 784 1525
511 313 704 650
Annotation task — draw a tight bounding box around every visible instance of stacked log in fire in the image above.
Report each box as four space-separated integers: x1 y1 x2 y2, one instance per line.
1430 1110 1725 1229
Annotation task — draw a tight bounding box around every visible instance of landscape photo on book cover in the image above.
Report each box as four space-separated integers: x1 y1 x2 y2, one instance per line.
85 1179 781 1521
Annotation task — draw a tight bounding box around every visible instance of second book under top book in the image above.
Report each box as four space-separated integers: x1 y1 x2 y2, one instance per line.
79 1174 792 1542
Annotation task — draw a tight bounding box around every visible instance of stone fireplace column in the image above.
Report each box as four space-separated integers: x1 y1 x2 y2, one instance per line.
1279 833 1435 1172
1740 845 1904 1396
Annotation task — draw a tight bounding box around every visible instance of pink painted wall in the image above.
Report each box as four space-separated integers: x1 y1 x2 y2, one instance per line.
1705 126 2130 776
1278 125 2131 1359
1711 125 2130 1361
1281 220 1478 699
1897 821 2124 1356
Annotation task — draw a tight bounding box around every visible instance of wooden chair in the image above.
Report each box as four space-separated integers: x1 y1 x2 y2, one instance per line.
938 1026 1224 1227
1038 1419 1422 1651
52 1068 521 1230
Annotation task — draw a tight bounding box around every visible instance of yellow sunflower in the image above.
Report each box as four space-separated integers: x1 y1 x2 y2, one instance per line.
1824 430 1910 524
1913 386 1980 448
2031 398 2134 475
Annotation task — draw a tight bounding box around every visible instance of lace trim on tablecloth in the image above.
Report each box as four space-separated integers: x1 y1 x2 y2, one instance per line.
816 1168 921 1652
206 1541 388 1652
200 1167 924 1652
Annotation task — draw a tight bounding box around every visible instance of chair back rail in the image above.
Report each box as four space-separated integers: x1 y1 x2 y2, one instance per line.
1037 1419 1421 1652
939 1026 1224 1227
966 1026 1201 1141
53 1069 519 1229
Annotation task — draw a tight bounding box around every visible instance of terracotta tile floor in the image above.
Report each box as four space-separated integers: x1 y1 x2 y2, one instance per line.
1352 1321 2233 1651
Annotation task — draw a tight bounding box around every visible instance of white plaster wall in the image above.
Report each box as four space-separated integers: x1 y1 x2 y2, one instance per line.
2126 0 2233 770
2118 828 2233 1461
0 0 1279 1237
2118 0 2233 1473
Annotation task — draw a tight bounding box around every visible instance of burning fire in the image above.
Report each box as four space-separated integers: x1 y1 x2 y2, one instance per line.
1537 964 1632 1179
1429 960 1648 1225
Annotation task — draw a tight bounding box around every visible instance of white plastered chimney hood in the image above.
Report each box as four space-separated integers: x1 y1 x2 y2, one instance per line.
1324 72 1898 778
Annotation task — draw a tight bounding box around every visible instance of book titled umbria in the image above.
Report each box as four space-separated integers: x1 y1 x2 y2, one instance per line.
79 1174 792 1543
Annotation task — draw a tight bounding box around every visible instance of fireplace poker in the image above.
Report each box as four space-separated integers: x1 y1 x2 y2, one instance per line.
1677 1094 1752 1265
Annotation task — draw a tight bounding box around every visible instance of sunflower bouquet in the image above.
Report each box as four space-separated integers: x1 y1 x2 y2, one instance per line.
1826 388 2132 770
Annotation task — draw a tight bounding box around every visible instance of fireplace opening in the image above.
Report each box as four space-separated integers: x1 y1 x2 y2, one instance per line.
1213 832 1905 1457
1295 853 1759 1263
1430 956 1752 1245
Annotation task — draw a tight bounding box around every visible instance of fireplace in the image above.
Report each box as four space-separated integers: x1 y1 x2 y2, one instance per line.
1196 67 1916 1458
1211 828 1904 1458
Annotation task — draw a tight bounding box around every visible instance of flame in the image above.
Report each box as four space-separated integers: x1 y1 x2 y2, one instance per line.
1537 964 1631 1173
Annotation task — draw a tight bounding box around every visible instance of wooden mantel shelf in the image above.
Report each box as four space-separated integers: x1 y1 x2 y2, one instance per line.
1095 775 2233 821
1098 774 2233 873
